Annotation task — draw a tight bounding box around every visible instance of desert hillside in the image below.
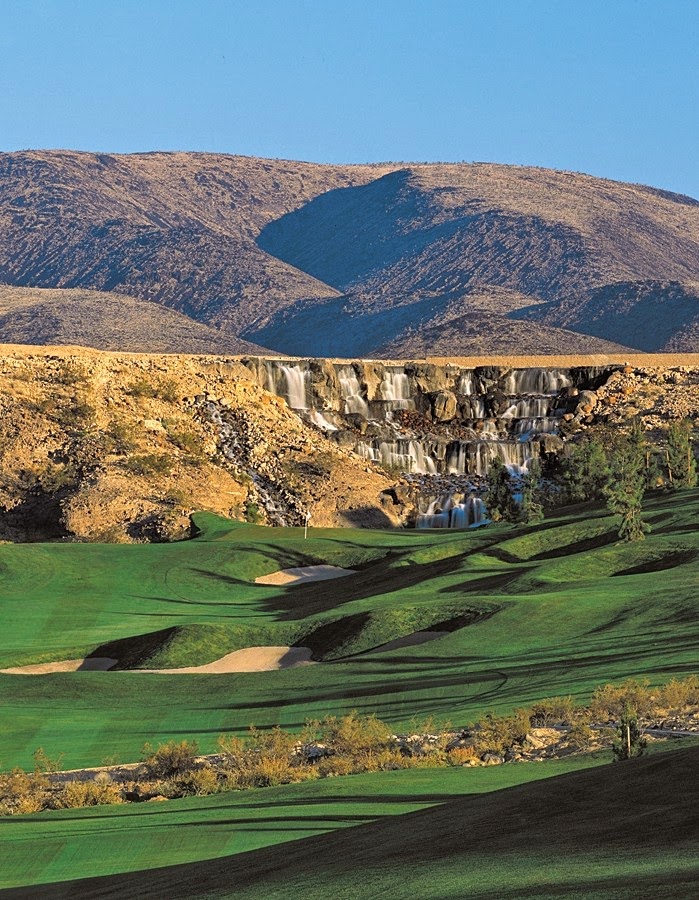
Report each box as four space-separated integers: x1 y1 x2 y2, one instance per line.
0 344 398 542
0 151 698 356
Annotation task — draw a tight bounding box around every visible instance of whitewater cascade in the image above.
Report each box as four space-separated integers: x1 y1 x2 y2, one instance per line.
242 358 616 528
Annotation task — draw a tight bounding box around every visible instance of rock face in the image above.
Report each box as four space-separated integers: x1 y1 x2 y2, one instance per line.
0 347 398 542
0 345 696 541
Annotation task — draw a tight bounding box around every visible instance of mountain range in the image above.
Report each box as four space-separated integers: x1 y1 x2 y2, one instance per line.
1 150 698 356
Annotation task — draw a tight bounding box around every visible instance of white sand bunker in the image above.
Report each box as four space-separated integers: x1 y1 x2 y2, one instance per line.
366 631 449 654
255 565 355 586
0 657 117 675
137 646 314 674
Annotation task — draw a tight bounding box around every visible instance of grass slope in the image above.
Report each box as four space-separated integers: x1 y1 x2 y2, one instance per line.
0 492 698 770
1 745 696 898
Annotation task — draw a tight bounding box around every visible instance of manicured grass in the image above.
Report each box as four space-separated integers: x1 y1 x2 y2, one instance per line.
2 743 697 898
0 492 698 770
0 751 609 890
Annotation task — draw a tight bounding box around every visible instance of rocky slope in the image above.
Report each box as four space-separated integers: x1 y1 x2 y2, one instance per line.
0 345 398 542
1 151 698 356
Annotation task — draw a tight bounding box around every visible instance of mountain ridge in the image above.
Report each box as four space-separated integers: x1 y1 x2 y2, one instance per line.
0 150 697 356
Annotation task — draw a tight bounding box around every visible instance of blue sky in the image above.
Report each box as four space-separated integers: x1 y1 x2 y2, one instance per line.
2 0 698 197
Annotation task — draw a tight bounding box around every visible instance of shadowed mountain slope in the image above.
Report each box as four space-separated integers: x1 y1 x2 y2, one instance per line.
1 152 698 355
513 280 699 352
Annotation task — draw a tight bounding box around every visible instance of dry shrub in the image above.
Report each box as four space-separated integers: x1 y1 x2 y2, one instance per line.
448 746 477 765
54 780 123 809
472 708 530 755
318 711 393 755
589 679 654 721
316 755 358 778
529 696 576 727
170 766 221 797
142 740 199 779
0 768 49 816
567 722 595 752
658 675 699 712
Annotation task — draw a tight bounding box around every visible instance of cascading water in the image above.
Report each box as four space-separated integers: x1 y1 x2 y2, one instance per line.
380 369 414 409
503 368 572 395
458 372 474 395
338 366 370 417
280 364 310 410
416 494 488 529
240 357 616 529
358 439 437 475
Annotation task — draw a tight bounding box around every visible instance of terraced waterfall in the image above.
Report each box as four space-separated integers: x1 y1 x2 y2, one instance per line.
243 358 617 528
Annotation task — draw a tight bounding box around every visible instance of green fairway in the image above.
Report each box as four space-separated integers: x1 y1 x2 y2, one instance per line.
1 744 696 898
0 491 698 770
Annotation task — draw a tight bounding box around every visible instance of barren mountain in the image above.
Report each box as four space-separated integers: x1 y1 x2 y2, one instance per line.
0 151 698 355
0 285 268 354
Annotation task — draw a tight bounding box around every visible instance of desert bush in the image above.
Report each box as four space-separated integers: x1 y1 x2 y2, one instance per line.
316 755 359 778
529 696 576 727
317 711 393 755
589 679 654 721
447 746 477 765
122 453 172 476
170 765 221 797
471 708 530 755
168 430 204 457
157 379 179 403
141 740 199 779
33 747 64 774
658 675 699 711
567 722 595 752
106 420 139 454
53 780 123 809
0 768 49 816
127 378 157 399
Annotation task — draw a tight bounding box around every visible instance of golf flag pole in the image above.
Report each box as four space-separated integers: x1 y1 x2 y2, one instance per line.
304 511 310 540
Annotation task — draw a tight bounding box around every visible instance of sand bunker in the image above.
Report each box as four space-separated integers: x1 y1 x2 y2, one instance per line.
137 646 314 674
0 657 117 675
255 565 355 586
366 631 449 654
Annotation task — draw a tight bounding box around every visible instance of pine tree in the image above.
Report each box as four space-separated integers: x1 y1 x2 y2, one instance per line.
666 419 698 489
604 426 651 542
520 458 544 524
485 458 518 523
560 436 610 503
612 704 647 761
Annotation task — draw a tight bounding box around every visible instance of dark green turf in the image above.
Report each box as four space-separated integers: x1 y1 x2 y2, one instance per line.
0 492 698 770
2 744 697 898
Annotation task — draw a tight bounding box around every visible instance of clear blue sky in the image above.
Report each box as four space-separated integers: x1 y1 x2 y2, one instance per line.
2 0 698 197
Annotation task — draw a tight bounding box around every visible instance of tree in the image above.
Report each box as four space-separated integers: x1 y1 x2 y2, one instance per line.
560 435 610 503
485 458 518 523
612 704 647 761
520 458 544 524
666 419 698 489
604 424 650 542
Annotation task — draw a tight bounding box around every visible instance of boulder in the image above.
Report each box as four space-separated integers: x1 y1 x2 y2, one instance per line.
431 390 457 422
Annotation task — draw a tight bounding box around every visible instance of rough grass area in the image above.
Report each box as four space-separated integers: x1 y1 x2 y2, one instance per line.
1 743 696 897
0 492 698 771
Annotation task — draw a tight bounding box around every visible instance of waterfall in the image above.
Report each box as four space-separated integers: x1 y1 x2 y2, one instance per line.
515 417 560 436
501 398 552 419
458 372 474 396
357 439 437 475
338 366 370 417
503 368 572 395
309 409 338 432
416 494 488 529
280 365 309 410
381 369 414 409
446 440 534 476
